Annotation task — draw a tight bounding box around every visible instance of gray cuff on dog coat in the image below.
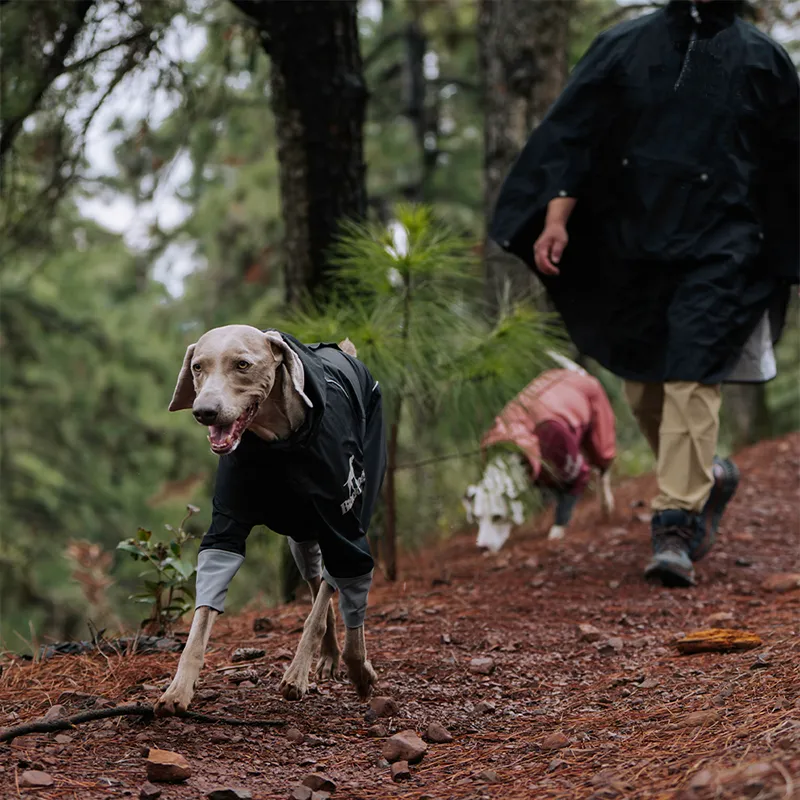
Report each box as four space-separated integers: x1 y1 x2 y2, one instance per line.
288 538 323 581
322 568 373 629
195 549 245 613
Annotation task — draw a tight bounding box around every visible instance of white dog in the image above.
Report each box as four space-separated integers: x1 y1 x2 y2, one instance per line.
464 354 616 551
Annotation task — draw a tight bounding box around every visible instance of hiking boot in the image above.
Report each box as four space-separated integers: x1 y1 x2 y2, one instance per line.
644 509 698 587
692 456 739 562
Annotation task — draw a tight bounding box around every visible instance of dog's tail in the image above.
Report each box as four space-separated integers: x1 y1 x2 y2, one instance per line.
339 338 357 357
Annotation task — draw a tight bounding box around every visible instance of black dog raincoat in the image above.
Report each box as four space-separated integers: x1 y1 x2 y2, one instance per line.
194 332 386 628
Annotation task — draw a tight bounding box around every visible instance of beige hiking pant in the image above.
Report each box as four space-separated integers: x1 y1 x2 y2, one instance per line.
624 381 721 513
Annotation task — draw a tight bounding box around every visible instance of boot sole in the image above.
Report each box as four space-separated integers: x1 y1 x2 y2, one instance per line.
644 556 696 587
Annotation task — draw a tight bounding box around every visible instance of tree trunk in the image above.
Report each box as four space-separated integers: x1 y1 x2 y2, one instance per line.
723 384 772 449
380 265 413 582
230 0 368 306
479 0 571 315
400 15 442 204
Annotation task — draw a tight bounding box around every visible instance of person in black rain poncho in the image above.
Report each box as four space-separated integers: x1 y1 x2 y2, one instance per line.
490 0 798 587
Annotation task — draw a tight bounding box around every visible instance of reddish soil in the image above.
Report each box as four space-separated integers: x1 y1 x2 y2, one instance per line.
2 433 799 800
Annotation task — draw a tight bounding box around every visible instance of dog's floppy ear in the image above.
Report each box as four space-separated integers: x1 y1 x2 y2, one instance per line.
263 331 313 408
169 344 196 411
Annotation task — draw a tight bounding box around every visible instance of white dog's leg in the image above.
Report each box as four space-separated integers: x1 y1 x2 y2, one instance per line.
342 625 377 699
280 580 335 701
156 548 243 715
287 539 340 680
547 524 566 541
155 606 218 715
334 573 377 699
599 470 614 519
307 576 341 680
550 491 578 542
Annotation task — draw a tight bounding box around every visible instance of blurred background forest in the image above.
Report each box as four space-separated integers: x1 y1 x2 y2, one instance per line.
1 0 797 647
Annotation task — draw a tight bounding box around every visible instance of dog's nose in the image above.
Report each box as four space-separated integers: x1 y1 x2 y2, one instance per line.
193 407 219 425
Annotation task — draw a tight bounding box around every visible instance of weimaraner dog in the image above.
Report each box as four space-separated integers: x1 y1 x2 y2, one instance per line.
155 325 386 715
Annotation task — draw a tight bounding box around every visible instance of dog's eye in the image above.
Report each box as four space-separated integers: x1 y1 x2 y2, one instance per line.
191 363 201 372
236 360 251 370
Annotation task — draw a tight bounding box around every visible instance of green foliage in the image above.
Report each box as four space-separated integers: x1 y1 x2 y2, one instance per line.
155 13 284 325
0 200 212 645
569 0 624 67
117 505 199 635
361 0 482 226
291 204 562 427
0 0 183 253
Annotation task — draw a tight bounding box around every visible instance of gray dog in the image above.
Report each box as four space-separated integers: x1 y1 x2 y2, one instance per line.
156 325 386 714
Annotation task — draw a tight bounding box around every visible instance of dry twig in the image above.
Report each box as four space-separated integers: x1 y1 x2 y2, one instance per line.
0 703 283 744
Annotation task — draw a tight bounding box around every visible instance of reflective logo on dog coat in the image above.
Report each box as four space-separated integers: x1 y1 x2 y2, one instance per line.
341 455 366 514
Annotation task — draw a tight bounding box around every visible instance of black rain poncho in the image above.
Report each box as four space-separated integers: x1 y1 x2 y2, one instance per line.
491 0 799 384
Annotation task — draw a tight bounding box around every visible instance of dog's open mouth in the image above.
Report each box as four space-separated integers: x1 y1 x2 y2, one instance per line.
207 404 259 455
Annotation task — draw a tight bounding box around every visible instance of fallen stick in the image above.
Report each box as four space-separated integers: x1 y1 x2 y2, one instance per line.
214 659 268 672
0 703 284 744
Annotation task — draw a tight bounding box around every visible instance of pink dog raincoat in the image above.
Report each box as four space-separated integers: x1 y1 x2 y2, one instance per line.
481 369 616 495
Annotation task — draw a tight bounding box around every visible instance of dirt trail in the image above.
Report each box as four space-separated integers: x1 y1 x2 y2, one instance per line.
2 434 799 800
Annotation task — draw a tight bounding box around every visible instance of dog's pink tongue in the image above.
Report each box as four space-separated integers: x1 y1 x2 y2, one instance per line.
208 424 233 446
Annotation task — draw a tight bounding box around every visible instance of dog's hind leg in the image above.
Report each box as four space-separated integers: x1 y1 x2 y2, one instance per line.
549 491 578 541
335 574 377 699
308 576 341 680
288 539 341 680
155 606 218 715
280 579 335 701
343 625 377 699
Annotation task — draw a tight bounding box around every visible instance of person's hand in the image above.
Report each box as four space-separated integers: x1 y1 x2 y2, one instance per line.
534 222 568 275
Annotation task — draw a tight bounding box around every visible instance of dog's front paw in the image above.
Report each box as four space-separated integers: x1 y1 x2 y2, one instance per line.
279 663 309 701
154 678 194 716
346 659 377 700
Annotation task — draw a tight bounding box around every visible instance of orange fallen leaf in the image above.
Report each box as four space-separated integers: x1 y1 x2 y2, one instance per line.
673 628 761 655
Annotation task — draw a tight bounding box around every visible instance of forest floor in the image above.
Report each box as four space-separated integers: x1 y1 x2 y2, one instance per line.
1 433 799 800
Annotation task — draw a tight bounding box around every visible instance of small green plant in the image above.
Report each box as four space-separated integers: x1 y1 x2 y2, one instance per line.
117 505 199 635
